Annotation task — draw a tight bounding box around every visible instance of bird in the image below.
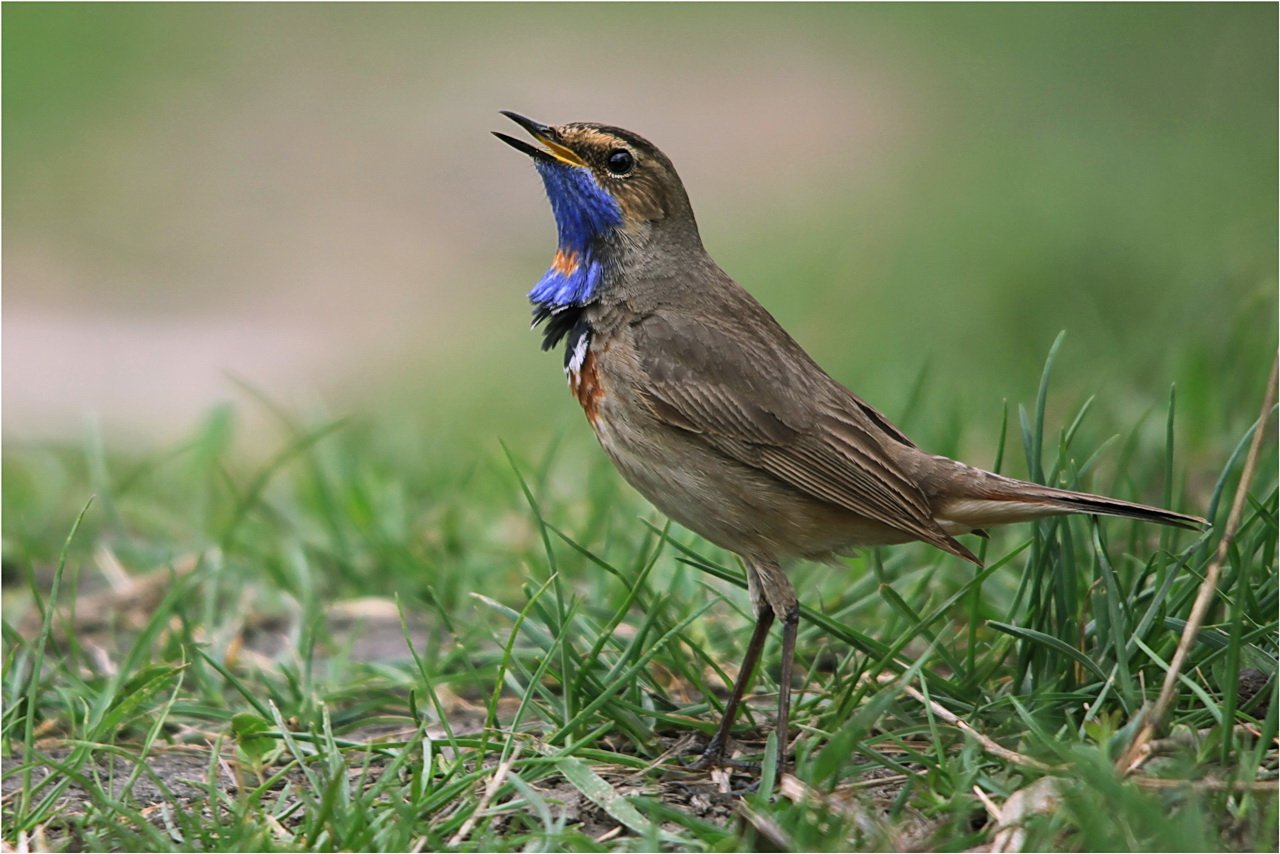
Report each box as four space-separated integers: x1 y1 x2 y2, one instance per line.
493 111 1207 770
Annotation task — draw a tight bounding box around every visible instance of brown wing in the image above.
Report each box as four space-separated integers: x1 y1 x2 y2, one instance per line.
631 311 978 563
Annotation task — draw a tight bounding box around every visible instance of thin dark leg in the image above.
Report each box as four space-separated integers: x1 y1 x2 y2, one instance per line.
695 607 774 766
775 607 800 771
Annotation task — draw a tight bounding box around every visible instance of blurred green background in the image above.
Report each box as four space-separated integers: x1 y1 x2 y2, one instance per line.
4 3 1275 467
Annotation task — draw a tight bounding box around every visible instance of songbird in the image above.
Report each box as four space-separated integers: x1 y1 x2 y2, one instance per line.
494 111 1206 770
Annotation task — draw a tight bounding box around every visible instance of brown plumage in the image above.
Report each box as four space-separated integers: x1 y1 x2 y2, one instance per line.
496 112 1207 770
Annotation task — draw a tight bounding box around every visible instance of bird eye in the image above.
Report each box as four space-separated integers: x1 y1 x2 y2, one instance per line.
605 148 634 176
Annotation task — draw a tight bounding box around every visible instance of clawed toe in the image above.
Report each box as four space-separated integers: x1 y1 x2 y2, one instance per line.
685 738 761 772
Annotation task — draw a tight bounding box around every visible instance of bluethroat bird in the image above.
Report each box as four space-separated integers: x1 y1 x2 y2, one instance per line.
494 111 1206 770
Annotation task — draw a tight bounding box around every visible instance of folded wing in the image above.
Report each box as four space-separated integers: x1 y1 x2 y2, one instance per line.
632 311 979 564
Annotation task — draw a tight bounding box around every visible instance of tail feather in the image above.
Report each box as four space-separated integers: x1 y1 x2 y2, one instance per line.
1014 484 1206 529
933 466 1207 534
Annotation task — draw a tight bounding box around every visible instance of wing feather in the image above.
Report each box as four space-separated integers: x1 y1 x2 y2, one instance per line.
632 311 972 558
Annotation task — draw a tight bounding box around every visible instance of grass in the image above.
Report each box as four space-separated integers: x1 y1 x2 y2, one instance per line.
3 343 1276 852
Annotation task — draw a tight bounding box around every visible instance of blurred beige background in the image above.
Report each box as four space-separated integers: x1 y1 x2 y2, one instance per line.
5 4 1275 456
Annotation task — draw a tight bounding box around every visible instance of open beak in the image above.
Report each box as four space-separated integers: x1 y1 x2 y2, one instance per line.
493 111 588 167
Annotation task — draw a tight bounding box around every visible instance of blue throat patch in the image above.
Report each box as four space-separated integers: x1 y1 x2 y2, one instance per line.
529 161 623 313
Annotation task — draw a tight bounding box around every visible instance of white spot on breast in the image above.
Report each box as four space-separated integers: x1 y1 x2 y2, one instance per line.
565 328 590 381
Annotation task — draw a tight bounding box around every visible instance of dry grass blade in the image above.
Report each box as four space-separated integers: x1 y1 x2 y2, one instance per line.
447 744 521 846
738 801 793 851
902 682 1056 773
986 777 1062 854
1118 354 1278 774
778 774 882 840
1130 776 1279 792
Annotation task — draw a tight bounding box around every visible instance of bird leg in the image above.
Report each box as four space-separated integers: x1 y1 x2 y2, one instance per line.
695 558 799 771
775 604 799 772
695 605 773 768
751 559 799 771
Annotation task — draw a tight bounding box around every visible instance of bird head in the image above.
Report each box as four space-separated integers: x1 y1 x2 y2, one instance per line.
495 111 700 320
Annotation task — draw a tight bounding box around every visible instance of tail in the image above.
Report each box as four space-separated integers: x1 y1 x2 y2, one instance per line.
928 460 1207 535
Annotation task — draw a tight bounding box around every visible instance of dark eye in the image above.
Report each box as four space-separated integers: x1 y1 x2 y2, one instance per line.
605 148 634 176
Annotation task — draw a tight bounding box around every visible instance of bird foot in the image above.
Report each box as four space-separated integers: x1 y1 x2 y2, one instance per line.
686 739 760 772
665 741 762 797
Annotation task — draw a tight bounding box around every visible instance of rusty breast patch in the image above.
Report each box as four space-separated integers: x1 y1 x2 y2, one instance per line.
551 247 580 276
565 322 604 424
